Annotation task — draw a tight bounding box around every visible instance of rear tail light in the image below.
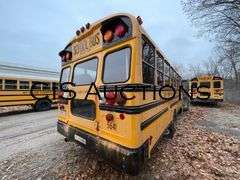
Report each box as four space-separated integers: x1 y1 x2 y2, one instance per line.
57 91 64 98
115 24 126 37
103 30 114 42
106 114 114 121
119 113 125 120
116 92 127 106
105 92 117 105
104 92 127 106
59 104 65 111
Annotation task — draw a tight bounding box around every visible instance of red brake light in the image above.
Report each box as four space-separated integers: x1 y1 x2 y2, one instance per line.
58 91 64 98
116 93 127 106
105 92 117 105
59 104 65 111
104 30 114 42
115 24 126 37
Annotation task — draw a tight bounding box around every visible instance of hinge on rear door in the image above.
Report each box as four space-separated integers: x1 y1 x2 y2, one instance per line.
96 121 100 131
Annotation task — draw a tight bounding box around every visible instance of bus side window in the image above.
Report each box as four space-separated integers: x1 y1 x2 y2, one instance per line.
32 81 42 90
214 81 221 88
5 80 17 90
0 79 2 90
156 52 164 86
142 36 155 84
19 81 30 90
52 82 59 90
43 82 51 90
164 61 170 85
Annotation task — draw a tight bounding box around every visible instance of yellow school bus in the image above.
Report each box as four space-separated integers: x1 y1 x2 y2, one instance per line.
57 13 183 175
189 75 224 104
0 77 59 111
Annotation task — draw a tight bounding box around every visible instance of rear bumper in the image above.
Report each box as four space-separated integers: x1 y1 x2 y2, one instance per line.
57 120 148 175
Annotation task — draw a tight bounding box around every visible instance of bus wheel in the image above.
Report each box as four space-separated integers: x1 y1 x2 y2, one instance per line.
183 100 190 111
163 113 176 139
163 123 176 139
34 99 52 111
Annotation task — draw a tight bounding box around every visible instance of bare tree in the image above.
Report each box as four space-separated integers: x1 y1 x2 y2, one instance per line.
182 0 240 83
188 63 204 78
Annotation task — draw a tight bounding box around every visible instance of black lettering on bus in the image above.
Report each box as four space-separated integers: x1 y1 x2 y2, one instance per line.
103 85 117 100
85 82 101 100
60 82 76 100
30 82 48 100
119 85 136 100
179 85 193 100
159 85 176 100
153 85 156 100
196 85 210 100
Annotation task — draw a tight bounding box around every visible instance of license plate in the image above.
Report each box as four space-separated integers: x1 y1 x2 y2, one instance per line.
74 134 86 145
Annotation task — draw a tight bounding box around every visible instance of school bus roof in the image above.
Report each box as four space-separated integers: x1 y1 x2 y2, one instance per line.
63 13 181 79
0 62 59 82
191 75 223 81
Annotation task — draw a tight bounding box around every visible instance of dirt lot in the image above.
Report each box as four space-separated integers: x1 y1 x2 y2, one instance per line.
0 103 239 180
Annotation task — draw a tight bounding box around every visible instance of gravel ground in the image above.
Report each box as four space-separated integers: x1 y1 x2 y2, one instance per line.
0 103 239 180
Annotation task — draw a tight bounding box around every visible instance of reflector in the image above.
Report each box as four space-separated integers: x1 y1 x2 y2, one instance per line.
119 113 125 120
106 114 114 121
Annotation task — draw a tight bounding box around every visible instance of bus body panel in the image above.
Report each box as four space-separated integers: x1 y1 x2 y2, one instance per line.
57 13 183 174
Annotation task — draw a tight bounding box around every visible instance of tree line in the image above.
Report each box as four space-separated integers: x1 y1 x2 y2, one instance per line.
181 0 240 84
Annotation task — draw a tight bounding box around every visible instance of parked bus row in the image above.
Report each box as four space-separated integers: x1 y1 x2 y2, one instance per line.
0 63 59 111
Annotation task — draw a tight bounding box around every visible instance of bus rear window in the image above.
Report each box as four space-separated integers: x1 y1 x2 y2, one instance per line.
191 82 197 88
200 82 210 88
73 58 98 85
214 81 221 88
103 48 130 83
60 67 71 84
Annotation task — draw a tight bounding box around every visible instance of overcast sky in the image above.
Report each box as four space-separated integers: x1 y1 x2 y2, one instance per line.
0 0 213 71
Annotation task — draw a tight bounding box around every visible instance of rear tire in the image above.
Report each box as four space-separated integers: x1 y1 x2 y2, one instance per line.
163 123 176 139
183 99 190 111
163 112 176 139
34 99 52 111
